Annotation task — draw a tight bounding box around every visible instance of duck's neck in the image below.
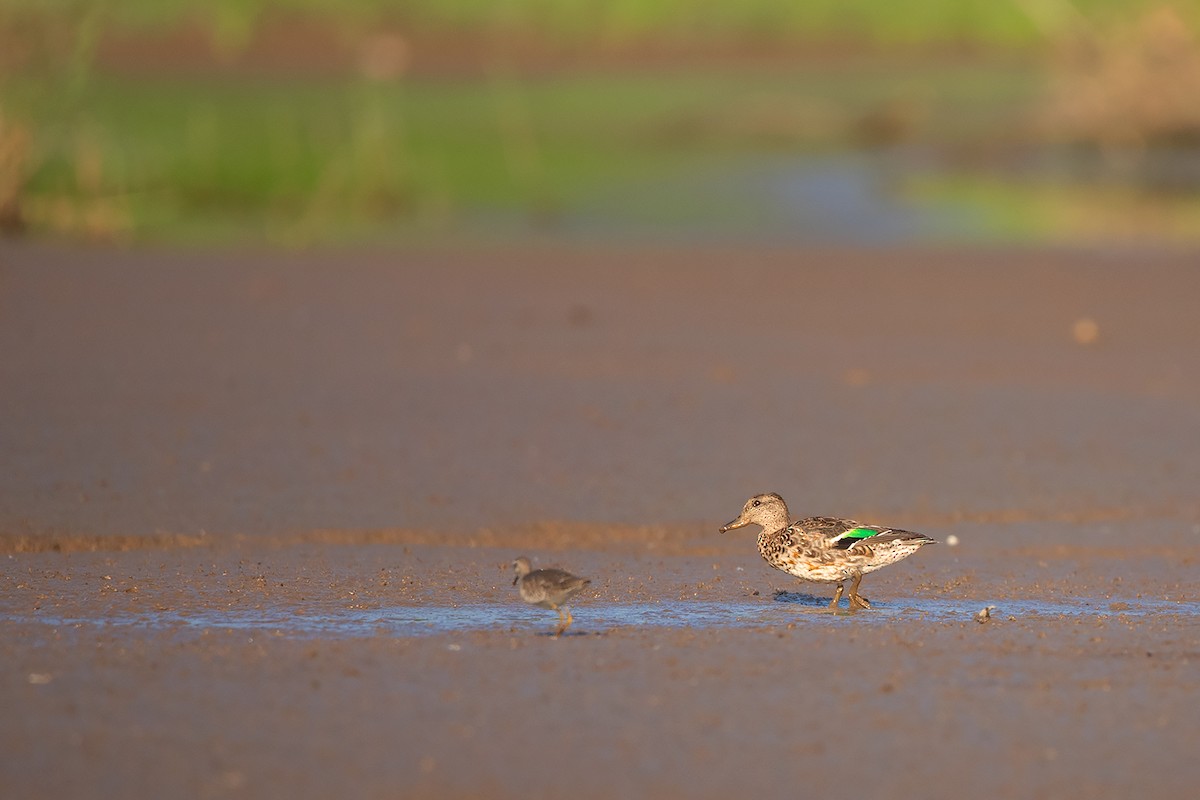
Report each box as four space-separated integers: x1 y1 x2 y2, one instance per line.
756 516 790 547
756 520 792 563
759 507 791 536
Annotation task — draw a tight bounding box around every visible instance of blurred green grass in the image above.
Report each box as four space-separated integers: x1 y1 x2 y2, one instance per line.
8 1 1190 50
3 0 1200 244
3 62 1040 244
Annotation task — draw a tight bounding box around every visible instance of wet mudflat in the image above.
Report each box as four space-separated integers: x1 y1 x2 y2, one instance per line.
4 540 1199 637
3 534 1199 800
2 241 1199 798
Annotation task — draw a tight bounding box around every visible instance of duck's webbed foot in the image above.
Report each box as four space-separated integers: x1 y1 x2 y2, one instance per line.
828 582 845 610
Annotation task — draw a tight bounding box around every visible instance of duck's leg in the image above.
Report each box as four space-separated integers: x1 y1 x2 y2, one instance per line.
848 573 871 610
552 606 566 636
828 582 845 610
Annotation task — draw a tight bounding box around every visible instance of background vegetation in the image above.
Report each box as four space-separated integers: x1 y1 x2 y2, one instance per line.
2 1 1199 244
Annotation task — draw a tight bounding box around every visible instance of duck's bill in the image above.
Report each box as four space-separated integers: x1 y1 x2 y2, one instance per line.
719 518 748 534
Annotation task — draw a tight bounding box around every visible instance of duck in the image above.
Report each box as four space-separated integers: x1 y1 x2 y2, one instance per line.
720 492 935 610
512 556 591 635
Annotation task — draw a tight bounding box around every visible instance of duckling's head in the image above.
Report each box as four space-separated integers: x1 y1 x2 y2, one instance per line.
512 556 533 584
719 493 790 534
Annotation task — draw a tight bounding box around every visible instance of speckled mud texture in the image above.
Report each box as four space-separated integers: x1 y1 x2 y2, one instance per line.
2 242 1199 799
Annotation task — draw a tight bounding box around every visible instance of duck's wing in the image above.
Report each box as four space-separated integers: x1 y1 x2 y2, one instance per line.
829 525 936 550
788 516 861 546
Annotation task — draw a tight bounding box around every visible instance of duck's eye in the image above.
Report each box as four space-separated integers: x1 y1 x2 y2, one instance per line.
751 499 761 507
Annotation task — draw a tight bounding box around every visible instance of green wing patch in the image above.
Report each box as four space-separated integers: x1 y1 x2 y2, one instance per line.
841 527 878 539
831 527 882 549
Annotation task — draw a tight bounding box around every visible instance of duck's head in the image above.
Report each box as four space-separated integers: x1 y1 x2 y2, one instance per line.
511 556 533 584
719 493 790 534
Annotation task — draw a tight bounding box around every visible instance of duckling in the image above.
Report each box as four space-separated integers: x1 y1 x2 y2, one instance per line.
512 557 591 635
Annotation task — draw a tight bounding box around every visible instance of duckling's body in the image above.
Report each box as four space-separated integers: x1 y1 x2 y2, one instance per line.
512 556 590 635
721 493 935 609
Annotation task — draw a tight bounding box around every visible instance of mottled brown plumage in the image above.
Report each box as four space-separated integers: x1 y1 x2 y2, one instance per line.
720 493 935 610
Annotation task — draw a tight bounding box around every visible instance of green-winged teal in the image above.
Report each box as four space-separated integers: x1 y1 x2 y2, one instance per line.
720 493 935 610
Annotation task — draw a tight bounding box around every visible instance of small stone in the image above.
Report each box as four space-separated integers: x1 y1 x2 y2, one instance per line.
843 368 871 387
1072 317 1100 345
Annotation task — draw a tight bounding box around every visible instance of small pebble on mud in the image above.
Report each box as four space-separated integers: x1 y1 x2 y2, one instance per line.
1072 317 1099 345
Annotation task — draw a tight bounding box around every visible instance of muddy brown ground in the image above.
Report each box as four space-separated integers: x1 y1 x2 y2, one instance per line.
1 241 1199 798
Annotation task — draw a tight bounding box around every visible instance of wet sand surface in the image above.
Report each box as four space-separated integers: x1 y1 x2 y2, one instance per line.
2 241 1199 798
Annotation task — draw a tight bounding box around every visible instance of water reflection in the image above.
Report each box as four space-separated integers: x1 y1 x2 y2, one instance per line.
10 596 1199 639
552 149 1200 244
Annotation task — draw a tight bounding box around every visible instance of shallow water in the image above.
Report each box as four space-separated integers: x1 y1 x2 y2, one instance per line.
555 150 1200 243
11 596 1200 638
